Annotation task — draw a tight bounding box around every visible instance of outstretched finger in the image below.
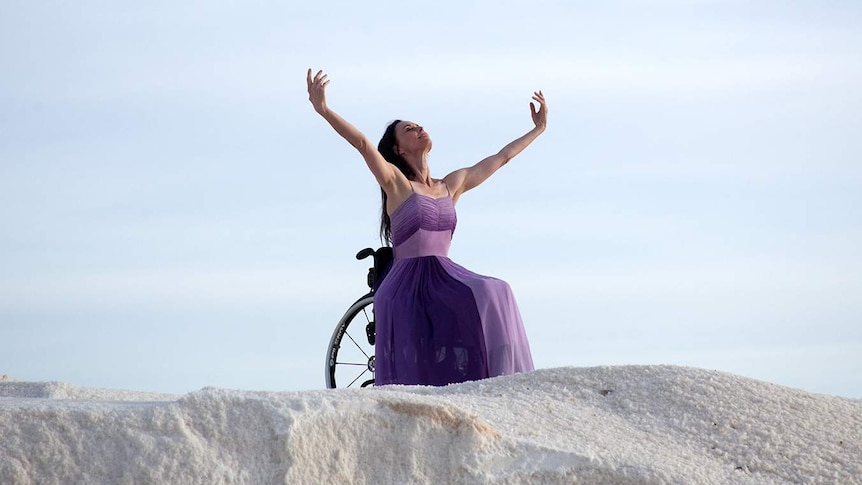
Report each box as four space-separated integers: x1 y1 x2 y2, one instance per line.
533 93 547 109
307 68 313 88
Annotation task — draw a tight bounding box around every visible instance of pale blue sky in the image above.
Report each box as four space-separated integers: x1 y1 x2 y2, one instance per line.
1 1 860 397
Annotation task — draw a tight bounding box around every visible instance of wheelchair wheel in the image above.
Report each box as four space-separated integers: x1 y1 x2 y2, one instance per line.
325 294 376 389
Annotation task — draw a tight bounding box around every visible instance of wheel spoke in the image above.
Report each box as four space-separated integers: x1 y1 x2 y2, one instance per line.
346 368 369 388
327 296 377 389
344 330 371 359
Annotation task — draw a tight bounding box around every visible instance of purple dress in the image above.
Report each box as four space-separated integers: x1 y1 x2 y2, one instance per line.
374 188 534 386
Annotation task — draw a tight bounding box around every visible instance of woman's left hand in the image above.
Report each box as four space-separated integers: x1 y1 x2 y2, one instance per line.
530 90 548 130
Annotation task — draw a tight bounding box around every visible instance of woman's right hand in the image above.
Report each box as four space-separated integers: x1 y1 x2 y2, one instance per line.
307 68 330 115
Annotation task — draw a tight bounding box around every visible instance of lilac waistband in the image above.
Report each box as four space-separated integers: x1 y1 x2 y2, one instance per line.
394 229 452 259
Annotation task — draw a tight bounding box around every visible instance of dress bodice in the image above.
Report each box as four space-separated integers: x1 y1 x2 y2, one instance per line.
389 193 457 259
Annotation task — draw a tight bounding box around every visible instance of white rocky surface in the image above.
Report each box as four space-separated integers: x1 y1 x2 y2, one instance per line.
1 366 860 484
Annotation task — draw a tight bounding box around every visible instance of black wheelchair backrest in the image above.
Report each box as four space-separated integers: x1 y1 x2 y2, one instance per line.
356 247 394 291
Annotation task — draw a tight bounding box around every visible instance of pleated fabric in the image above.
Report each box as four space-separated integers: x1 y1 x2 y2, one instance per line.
374 193 534 386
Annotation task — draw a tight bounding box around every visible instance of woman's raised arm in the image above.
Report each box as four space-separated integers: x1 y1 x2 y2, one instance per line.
445 91 548 202
307 68 399 190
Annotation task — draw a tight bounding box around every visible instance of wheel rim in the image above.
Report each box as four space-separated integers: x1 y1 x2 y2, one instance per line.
326 295 376 388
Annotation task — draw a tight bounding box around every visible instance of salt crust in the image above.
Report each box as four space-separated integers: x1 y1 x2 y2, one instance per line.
1 365 860 484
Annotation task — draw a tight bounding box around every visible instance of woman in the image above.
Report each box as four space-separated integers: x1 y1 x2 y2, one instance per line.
307 68 547 386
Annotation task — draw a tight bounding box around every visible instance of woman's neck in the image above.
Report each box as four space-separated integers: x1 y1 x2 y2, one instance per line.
404 152 432 184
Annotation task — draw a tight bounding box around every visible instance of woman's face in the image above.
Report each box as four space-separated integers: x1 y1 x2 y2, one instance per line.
394 121 432 155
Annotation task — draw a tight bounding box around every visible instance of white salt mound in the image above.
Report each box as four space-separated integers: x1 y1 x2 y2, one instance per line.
1 366 860 484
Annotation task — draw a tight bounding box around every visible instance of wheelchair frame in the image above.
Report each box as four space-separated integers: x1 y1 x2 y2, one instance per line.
324 247 392 389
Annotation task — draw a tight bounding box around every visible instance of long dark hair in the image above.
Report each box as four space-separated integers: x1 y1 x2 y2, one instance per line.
377 120 417 245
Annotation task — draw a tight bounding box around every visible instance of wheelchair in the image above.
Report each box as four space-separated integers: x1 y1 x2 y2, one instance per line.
324 247 392 389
